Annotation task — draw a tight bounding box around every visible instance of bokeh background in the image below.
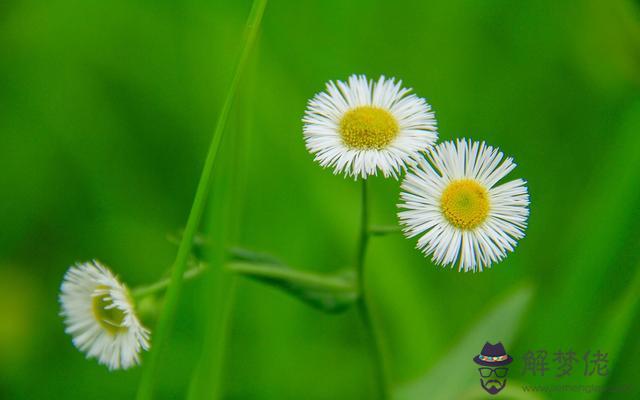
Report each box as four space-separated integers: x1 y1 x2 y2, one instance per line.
1 0 640 399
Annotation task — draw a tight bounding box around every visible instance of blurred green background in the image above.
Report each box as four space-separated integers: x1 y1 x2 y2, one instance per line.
1 0 640 399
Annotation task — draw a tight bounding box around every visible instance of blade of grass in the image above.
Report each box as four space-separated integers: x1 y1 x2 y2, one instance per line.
188 255 236 400
526 101 640 349
135 1 267 398
187 40 261 400
396 284 534 400
590 260 640 399
186 101 238 400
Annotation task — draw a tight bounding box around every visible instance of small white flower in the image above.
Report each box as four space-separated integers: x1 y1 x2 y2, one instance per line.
398 139 529 272
59 261 150 370
303 74 437 179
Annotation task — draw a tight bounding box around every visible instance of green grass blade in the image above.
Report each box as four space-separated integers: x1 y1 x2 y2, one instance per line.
396 285 534 400
187 49 261 399
135 1 268 398
590 262 640 399
525 101 640 350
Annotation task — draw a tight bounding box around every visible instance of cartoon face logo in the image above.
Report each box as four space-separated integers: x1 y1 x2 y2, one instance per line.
473 342 513 395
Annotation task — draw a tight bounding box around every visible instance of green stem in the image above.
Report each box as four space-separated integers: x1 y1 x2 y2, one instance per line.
368 225 402 236
356 181 370 274
227 261 355 292
135 1 267 398
356 180 392 399
131 262 207 299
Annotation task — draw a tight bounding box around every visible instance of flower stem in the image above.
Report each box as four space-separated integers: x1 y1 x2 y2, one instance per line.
131 262 207 299
368 225 402 236
356 180 392 399
135 0 267 397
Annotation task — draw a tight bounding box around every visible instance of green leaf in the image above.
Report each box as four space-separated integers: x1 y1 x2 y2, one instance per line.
227 249 358 313
396 285 535 400
531 101 640 348
582 261 640 399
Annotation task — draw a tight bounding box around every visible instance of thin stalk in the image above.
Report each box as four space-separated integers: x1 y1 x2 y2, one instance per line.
227 261 355 292
368 225 402 236
355 180 392 399
131 262 207 299
356 181 370 273
135 1 267 398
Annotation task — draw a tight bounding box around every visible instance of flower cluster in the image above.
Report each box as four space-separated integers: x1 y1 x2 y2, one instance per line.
303 74 530 272
59 73 531 373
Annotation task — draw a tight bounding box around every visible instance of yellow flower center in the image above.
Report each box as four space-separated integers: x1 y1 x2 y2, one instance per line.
339 106 399 149
441 179 490 230
92 285 127 335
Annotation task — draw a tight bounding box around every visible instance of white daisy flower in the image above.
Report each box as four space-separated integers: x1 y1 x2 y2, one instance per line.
398 139 529 272
303 74 438 179
59 261 150 370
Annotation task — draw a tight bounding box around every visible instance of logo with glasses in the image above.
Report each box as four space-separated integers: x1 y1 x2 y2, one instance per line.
473 342 513 395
